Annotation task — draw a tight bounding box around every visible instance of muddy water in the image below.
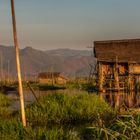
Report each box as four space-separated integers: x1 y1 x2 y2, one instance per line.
7 88 139 110
99 92 140 108
7 90 58 110
7 89 86 111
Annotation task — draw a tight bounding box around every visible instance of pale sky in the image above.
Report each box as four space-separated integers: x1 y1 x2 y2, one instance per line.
0 0 140 50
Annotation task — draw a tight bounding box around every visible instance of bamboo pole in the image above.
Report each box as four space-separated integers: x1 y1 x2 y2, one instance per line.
10 0 26 126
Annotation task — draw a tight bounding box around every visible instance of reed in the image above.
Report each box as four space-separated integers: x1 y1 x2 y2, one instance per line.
25 92 114 126
1 91 140 139
0 120 80 140
81 112 140 139
0 93 12 119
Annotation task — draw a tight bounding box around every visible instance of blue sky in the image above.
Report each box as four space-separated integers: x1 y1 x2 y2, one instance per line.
0 0 140 50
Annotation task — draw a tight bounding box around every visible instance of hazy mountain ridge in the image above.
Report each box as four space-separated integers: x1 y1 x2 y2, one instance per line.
0 45 95 78
46 48 92 58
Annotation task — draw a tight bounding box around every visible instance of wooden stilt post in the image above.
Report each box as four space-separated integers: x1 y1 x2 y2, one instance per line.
10 0 26 127
98 62 104 92
115 94 120 109
114 56 119 91
128 63 131 91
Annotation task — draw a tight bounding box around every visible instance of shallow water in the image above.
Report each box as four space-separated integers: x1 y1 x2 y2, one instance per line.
7 89 87 110
7 88 139 110
99 92 140 108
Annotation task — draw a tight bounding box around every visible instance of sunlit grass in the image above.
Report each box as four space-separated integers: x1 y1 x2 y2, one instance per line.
1 90 140 139
26 92 114 126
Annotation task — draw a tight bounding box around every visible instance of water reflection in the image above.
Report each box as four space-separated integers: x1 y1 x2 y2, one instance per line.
7 90 62 111
99 92 140 108
8 89 139 110
7 89 85 111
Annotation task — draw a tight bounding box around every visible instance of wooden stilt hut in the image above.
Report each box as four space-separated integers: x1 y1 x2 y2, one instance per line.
94 39 140 92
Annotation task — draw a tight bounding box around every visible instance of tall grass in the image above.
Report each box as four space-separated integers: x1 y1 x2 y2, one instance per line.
0 93 12 119
1 91 140 139
0 92 81 140
0 93 11 106
66 81 97 91
81 111 140 139
0 119 80 139
0 119 81 140
26 93 115 126
25 92 140 139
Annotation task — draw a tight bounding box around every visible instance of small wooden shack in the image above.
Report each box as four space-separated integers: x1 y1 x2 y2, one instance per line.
94 39 140 92
38 72 68 85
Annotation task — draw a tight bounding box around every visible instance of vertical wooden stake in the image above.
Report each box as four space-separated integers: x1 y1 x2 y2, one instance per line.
114 56 119 91
10 0 26 127
7 60 10 83
98 62 103 92
0 52 3 82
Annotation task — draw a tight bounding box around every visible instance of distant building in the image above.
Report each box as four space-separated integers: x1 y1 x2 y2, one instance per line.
38 72 69 85
94 39 140 92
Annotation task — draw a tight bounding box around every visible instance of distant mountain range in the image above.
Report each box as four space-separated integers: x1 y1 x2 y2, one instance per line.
0 45 96 79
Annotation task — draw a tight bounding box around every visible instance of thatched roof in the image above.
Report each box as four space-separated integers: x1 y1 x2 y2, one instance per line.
38 72 60 79
94 39 140 63
38 72 69 80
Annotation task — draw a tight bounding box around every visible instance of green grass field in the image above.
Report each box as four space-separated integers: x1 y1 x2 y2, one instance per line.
0 91 140 139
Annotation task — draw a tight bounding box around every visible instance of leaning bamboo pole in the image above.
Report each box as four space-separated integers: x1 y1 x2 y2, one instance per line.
10 0 26 126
